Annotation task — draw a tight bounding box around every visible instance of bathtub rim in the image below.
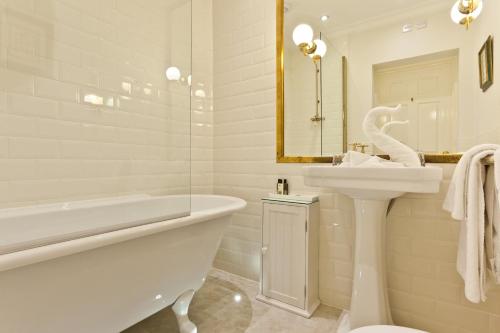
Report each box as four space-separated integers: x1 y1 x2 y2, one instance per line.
0 194 246 273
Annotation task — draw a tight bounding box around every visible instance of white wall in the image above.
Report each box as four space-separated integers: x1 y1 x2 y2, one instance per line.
192 0 214 193
321 39 345 154
212 0 500 332
467 0 500 149
213 0 278 279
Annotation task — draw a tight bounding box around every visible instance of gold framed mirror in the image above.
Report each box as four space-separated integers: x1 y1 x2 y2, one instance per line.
275 0 462 164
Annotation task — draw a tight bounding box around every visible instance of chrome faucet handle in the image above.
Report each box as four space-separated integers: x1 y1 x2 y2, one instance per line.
349 142 360 152
349 143 369 153
358 144 369 153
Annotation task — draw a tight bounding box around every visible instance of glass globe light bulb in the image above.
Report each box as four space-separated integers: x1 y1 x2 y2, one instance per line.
309 39 327 59
451 1 467 23
470 0 483 19
166 66 181 81
450 0 482 24
293 24 314 46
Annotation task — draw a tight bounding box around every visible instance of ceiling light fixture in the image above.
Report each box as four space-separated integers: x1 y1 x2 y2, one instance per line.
320 15 329 22
450 0 483 29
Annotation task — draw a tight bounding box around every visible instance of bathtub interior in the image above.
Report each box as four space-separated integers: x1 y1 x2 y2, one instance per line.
190 194 246 213
0 194 247 259
0 195 191 256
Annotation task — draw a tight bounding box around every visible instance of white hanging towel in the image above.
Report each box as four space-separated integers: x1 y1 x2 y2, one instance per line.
485 150 500 284
443 144 500 303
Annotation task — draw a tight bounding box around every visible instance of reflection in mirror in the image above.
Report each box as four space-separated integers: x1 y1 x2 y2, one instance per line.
373 50 458 154
283 4 346 158
278 0 493 163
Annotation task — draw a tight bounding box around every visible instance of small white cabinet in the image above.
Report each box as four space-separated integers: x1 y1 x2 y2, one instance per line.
256 196 320 318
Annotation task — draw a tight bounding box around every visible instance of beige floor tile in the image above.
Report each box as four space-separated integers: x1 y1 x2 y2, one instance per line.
123 268 339 333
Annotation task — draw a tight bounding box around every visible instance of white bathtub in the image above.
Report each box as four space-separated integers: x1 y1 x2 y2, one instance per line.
0 194 246 333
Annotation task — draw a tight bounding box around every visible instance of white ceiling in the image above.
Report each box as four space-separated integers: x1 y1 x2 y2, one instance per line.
284 0 454 37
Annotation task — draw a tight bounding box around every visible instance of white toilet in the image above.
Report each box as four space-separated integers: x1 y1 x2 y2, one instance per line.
350 325 427 333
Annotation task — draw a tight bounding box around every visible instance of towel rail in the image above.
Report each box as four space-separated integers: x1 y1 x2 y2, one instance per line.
482 155 495 165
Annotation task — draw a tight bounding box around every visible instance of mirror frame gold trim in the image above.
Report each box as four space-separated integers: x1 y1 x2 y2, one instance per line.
275 0 461 164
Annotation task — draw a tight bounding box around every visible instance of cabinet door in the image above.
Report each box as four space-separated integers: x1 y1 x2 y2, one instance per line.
262 203 306 308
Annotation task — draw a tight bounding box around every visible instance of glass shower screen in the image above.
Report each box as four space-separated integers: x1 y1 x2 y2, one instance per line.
0 0 192 216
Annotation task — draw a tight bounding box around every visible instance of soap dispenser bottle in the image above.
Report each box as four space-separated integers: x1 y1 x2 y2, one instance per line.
283 179 289 195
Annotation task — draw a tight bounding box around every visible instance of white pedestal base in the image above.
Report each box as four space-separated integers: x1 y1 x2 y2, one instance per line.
303 164 443 333
337 199 394 332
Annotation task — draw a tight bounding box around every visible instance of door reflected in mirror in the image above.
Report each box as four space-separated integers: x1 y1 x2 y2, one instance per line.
373 50 458 154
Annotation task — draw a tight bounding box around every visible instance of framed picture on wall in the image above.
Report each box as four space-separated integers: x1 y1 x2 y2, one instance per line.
479 35 494 92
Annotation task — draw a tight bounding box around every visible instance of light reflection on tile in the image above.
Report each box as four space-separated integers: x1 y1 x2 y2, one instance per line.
122 269 340 333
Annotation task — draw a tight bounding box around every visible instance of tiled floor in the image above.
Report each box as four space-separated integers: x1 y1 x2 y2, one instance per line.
123 269 340 333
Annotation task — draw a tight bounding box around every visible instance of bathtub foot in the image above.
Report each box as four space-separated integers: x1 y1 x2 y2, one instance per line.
172 289 197 333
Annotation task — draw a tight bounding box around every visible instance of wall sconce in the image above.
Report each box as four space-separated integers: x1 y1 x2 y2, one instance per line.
166 66 193 88
293 24 327 62
450 0 483 29
293 24 316 55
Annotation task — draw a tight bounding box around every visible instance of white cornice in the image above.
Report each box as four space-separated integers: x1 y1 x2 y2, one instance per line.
326 1 451 38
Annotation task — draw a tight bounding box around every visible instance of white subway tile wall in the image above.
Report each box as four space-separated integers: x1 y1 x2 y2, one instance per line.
191 0 214 194
212 0 500 332
0 0 195 207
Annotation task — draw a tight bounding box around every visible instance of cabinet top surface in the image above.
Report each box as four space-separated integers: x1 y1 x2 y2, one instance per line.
263 193 319 205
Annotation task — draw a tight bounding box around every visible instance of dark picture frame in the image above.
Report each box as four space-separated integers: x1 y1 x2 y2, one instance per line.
479 35 494 92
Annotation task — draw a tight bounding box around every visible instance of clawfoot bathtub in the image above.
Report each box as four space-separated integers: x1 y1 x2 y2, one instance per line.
0 194 246 333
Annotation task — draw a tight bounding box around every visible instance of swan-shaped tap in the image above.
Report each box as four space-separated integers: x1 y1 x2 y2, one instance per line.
362 105 421 167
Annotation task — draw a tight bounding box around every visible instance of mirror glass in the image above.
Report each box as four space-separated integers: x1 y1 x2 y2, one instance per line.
283 19 345 157
283 1 345 156
279 0 486 161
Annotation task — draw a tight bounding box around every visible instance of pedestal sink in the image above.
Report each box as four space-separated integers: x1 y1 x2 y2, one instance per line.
303 165 442 332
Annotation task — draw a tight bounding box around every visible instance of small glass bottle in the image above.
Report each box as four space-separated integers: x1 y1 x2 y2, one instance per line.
277 179 284 194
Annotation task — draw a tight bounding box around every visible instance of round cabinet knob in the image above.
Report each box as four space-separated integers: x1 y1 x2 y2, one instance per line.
261 246 268 255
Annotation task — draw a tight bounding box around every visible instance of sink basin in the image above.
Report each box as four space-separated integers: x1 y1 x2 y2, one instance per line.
304 166 442 199
303 165 443 333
